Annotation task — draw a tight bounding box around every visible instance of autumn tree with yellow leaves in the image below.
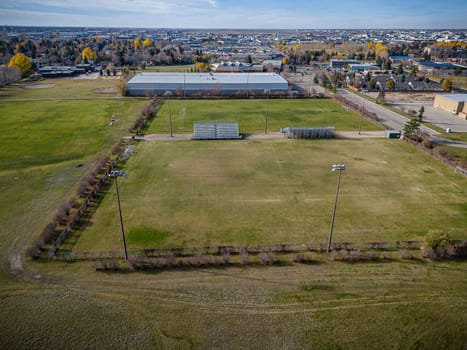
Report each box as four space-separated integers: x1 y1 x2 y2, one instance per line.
143 38 152 48
81 47 95 62
8 52 31 76
375 42 389 59
133 38 141 50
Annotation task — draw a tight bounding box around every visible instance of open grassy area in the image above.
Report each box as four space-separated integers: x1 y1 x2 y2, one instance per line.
0 99 147 171
428 75 467 90
147 98 380 134
73 138 467 252
3 256 465 349
0 77 466 349
142 64 194 72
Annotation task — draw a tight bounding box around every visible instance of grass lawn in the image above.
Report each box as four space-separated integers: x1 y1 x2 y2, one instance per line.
73 138 467 252
142 64 194 72
147 99 380 134
0 77 125 100
0 99 147 171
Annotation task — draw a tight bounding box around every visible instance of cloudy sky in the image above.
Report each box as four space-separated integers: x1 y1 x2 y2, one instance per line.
0 0 466 29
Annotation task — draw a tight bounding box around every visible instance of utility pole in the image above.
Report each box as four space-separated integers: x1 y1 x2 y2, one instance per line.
358 98 364 135
264 89 270 134
164 90 173 137
327 164 346 253
110 170 128 261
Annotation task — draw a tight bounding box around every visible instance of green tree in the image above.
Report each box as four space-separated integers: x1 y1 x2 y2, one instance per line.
383 59 391 70
376 89 385 104
441 79 453 92
8 52 31 76
385 79 395 90
403 118 420 138
397 63 403 74
418 105 425 121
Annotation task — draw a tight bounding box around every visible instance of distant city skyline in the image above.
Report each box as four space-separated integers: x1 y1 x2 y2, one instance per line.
1 0 466 30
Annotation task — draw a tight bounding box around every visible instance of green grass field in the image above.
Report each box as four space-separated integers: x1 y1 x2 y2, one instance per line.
148 99 380 134
0 77 466 349
0 99 147 171
73 138 467 252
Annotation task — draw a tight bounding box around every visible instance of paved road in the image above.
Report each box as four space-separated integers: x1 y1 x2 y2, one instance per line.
336 89 440 136
388 102 467 132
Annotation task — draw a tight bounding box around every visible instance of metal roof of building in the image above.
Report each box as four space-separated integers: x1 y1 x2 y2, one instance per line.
128 72 287 85
438 94 467 102
418 61 459 69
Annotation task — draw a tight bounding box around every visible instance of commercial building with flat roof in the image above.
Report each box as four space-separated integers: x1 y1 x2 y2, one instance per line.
127 72 288 96
433 94 467 119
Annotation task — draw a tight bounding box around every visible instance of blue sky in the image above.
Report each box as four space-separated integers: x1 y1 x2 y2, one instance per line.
0 0 466 29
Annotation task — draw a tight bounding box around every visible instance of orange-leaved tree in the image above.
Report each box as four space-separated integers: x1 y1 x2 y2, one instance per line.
8 52 31 76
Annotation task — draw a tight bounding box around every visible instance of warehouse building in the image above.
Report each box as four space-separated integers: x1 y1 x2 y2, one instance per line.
330 59 360 69
127 72 288 96
433 94 467 119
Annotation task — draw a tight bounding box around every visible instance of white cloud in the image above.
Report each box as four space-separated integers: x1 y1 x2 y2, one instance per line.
4 0 218 13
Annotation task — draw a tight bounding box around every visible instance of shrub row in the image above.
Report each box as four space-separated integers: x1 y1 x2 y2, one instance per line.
129 97 161 134
27 140 132 259
405 136 467 170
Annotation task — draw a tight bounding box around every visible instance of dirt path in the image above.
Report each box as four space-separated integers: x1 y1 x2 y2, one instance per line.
139 131 386 141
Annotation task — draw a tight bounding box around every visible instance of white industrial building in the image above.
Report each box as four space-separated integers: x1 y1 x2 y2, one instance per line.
127 72 289 96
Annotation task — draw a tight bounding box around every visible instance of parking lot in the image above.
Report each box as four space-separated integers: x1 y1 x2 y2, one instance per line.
380 92 467 132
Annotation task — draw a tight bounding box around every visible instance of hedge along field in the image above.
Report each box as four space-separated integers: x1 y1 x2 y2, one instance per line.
73 138 467 252
146 98 380 134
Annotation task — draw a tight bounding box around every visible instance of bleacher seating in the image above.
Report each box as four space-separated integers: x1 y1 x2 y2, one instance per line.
193 121 242 140
281 127 335 139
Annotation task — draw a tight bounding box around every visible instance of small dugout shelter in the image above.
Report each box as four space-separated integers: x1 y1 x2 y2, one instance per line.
385 130 401 139
193 121 242 140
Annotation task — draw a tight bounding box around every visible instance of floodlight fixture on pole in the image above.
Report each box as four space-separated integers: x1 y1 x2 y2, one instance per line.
164 90 173 137
327 164 346 253
264 89 270 134
110 169 128 261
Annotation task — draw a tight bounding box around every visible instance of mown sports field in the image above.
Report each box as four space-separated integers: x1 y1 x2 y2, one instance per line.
0 77 466 349
74 137 466 252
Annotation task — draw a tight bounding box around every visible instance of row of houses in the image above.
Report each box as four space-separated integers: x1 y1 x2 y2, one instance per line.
330 58 467 76
210 59 282 72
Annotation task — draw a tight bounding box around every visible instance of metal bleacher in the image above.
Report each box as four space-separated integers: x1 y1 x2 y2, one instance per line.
281 126 335 139
193 121 243 140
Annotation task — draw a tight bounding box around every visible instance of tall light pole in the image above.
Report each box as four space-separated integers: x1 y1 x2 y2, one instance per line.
164 90 173 137
264 89 270 134
110 170 128 261
327 164 346 253
358 97 364 135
